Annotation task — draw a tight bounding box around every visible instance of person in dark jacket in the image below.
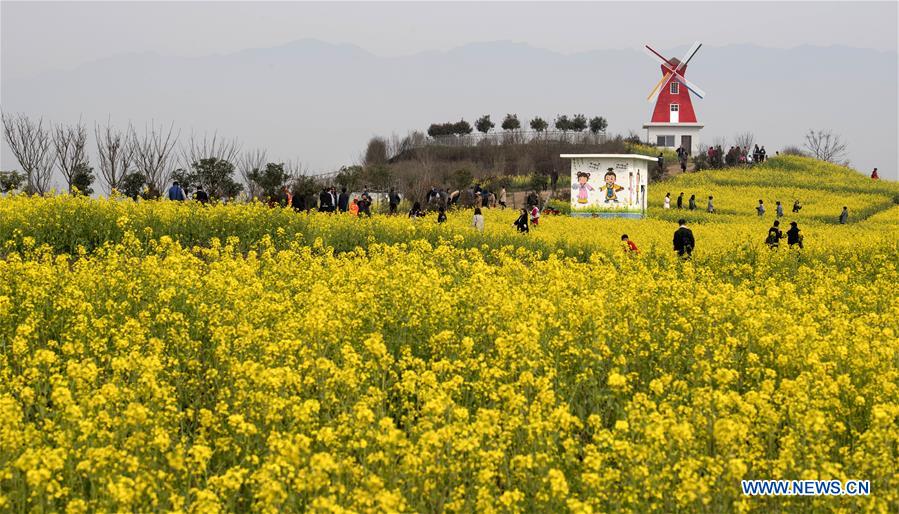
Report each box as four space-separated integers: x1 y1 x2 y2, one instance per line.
673 219 695 257
766 220 783 248
337 187 350 212
839 206 848 224
318 188 331 212
792 200 802 213
786 221 803 249
514 208 529 233
408 201 424 218
193 186 209 204
437 207 447 223
388 188 400 215
291 191 306 212
676 192 684 209
688 194 696 210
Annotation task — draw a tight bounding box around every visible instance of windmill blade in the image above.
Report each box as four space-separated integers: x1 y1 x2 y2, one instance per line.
644 45 676 68
646 71 674 102
675 42 702 73
672 74 706 99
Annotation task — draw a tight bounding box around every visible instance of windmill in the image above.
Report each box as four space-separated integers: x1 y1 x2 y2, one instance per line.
642 42 705 156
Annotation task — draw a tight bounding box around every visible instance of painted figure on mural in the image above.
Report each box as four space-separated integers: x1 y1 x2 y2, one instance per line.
601 169 625 203
574 171 594 204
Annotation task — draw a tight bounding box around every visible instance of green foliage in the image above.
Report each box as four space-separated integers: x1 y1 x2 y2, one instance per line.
451 168 474 191
248 163 291 201
501 114 520 132
530 117 548 132
453 119 473 135
335 165 363 191
120 172 147 200
571 114 588 133
589 116 608 134
475 115 494 135
554 115 571 132
71 162 95 196
530 173 549 191
0 170 24 193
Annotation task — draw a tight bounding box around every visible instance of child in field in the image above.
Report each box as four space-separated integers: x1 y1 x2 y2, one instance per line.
664 192 671 209
706 196 714 213
349 197 359 216
621 234 639 254
766 220 783 248
437 207 447 223
471 208 484 232
756 199 765 216
530 204 540 226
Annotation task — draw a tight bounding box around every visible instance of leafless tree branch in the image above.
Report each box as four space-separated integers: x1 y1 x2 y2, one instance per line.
54 119 89 193
129 121 180 196
804 129 848 164
2 112 56 194
95 119 135 194
180 131 241 171
238 148 267 199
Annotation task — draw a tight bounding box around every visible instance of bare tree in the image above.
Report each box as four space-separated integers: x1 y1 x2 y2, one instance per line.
53 120 90 193
95 120 135 194
238 148 267 199
712 136 728 149
804 129 848 163
180 131 241 171
2 112 56 194
130 121 179 196
733 132 755 151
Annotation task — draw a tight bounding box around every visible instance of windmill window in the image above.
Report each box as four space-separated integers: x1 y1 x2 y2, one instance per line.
670 104 679 112
657 135 675 147
670 82 679 94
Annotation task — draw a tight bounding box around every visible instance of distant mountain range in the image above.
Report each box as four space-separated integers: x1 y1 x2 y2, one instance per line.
2 39 896 181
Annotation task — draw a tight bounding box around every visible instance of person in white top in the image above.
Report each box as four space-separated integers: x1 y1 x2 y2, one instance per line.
471 208 484 232
664 192 671 209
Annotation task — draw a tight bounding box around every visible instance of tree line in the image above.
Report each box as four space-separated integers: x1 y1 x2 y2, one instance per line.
1 112 313 201
427 113 608 138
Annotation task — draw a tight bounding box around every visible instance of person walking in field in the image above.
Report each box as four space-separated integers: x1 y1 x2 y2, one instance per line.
621 234 640 254
437 207 447 224
706 196 714 213
756 199 766 217
787 221 803 249
766 220 783 249
677 192 684 209
688 194 696 210
471 207 484 232
839 206 848 224
673 219 695 258
513 208 529 233
498 187 508 209
792 199 802 213
387 187 400 215
664 192 671 209
167 181 186 201
529 204 540 226
871 168 879 180
776 200 784 218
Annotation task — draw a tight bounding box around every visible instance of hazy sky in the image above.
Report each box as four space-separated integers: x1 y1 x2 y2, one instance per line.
2 1 897 181
3 1 897 79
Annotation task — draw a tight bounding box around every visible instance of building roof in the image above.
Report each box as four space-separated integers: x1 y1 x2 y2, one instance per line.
559 154 659 162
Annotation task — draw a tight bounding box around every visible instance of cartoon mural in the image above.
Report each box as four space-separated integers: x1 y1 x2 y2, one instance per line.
564 154 653 218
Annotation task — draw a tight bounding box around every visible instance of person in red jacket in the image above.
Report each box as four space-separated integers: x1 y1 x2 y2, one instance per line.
871 168 879 180
621 234 639 254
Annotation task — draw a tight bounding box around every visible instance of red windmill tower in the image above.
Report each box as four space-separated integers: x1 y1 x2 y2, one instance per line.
642 42 705 155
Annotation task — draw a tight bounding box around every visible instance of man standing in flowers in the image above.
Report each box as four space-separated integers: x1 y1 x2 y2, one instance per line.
673 219 695 258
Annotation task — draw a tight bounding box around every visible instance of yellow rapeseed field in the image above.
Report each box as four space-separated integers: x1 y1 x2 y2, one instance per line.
0 156 897 513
